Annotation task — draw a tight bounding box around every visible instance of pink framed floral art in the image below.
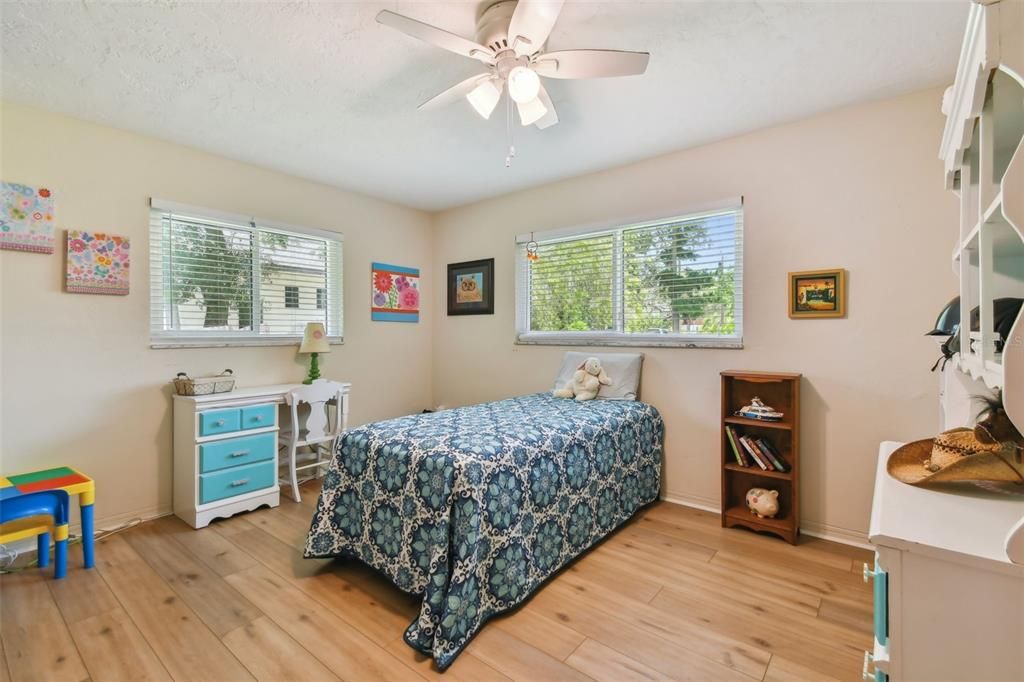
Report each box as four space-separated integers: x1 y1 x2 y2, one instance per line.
1 182 56 254
66 230 130 295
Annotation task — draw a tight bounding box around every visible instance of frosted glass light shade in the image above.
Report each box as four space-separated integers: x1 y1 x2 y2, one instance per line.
517 97 548 126
299 322 331 354
467 78 502 119
507 66 540 104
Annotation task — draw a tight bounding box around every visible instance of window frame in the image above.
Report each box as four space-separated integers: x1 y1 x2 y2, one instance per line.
514 198 743 349
149 199 344 349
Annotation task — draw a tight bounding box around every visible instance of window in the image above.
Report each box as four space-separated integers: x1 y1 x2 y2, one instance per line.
284 286 300 309
150 200 343 347
515 201 743 347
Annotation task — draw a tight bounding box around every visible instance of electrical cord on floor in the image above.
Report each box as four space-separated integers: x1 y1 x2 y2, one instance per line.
0 516 144 573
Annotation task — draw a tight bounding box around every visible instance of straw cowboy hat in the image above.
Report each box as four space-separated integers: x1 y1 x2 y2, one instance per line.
887 428 1024 486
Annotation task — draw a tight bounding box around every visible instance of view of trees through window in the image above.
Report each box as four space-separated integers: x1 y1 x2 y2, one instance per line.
166 220 333 336
527 210 740 336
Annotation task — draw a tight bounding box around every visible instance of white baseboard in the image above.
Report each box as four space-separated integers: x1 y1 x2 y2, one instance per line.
661 491 720 514
659 491 871 550
799 522 872 550
77 504 172 538
4 505 174 559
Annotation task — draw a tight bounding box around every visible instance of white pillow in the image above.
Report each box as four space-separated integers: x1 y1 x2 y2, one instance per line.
553 352 644 400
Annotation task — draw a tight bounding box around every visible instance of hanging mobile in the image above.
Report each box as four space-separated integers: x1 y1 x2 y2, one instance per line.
526 232 539 262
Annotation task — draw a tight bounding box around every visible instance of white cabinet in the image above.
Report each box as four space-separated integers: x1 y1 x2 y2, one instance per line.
173 385 291 528
868 442 1024 682
939 0 1024 413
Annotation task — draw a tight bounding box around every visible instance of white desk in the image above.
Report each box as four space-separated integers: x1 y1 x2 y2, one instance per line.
172 382 350 528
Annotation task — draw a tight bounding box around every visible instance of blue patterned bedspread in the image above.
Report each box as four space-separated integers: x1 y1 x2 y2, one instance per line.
304 392 663 670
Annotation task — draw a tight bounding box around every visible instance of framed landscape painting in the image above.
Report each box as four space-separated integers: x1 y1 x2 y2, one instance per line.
447 258 494 316
789 269 846 318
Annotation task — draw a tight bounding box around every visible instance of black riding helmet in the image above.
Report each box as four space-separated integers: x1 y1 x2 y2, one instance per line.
926 297 959 336
928 297 1023 370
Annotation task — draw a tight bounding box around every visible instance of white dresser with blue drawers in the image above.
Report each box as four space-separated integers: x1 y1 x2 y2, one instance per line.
173 384 293 528
867 442 1024 682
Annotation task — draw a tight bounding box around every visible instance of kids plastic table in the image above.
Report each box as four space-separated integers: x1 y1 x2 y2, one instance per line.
0 466 95 568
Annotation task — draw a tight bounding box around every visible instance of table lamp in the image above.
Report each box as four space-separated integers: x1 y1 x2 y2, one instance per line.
299 322 330 384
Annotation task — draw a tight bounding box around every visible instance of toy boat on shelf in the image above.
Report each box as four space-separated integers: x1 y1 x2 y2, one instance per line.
735 397 784 422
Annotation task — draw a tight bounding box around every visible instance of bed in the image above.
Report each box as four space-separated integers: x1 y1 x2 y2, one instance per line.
303 391 663 670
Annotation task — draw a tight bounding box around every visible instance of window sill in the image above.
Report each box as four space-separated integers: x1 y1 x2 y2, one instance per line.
150 337 344 350
515 333 743 349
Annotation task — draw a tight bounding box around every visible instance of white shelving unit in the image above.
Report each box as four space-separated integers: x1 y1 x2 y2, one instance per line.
939 0 1024 422
868 6 1024 682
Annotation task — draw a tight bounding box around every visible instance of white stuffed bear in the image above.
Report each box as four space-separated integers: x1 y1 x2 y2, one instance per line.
553 357 611 401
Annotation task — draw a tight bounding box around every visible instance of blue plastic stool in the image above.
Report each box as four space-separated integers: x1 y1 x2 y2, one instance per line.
0 490 71 579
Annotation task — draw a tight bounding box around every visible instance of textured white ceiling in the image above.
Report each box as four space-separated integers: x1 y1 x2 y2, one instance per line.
1 1 967 211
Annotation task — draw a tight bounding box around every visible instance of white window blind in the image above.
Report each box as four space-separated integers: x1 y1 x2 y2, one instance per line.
150 200 343 347
515 201 743 348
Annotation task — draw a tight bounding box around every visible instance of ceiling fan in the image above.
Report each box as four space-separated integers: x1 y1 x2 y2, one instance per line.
376 0 650 131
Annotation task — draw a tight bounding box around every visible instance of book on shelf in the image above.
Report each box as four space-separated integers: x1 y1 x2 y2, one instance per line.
724 426 743 465
739 436 771 470
747 437 777 471
724 426 749 466
756 437 789 472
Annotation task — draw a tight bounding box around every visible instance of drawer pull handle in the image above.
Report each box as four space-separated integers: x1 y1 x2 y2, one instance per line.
230 450 250 458
254 415 263 421
230 478 250 487
862 651 874 680
215 419 225 427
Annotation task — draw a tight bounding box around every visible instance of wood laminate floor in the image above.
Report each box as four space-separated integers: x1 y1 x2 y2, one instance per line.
0 481 874 681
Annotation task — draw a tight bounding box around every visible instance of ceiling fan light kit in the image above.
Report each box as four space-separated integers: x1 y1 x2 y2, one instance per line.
516 96 548 126
376 0 650 164
467 78 503 119
507 65 540 103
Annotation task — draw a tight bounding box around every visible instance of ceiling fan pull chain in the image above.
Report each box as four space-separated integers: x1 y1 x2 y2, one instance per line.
505 88 515 168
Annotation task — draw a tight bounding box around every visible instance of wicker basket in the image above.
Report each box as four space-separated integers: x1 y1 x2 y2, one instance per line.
173 369 236 396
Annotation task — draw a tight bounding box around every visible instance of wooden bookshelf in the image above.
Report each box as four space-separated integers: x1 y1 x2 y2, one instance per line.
720 370 801 544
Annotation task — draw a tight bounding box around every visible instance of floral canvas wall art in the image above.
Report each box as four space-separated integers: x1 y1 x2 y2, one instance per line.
1 182 56 253
371 262 420 322
66 231 130 295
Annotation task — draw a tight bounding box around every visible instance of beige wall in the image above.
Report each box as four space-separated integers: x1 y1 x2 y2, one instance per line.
0 102 434 527
1 88 959 542
431 88 959 542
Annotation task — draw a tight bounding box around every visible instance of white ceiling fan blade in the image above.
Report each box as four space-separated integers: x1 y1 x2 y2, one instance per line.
376 10 493 64
534 84 558 130
507 0 564 56
419 74 490 111
516 97 548 127
533 49 650 79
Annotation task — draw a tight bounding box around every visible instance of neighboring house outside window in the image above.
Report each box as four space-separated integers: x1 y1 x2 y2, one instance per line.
284 286 300 309
515 200 743 348
149 199 343 347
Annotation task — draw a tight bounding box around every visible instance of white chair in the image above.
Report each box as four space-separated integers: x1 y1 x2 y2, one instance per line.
278 380 348 502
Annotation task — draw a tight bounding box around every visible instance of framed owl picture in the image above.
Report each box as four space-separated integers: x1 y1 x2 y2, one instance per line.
447 258 494 316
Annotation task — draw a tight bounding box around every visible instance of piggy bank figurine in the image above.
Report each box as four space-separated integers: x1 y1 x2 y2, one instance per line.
745 488 780 519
